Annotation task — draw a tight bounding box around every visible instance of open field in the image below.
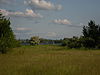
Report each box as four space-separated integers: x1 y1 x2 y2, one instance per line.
0 45 100 75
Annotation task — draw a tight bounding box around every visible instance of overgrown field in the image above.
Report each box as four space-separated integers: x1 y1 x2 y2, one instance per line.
0 45 100 75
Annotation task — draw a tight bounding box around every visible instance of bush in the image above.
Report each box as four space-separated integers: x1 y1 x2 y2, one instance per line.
62 37 82 48
29 36 40 45
61 40 68 46
80 37 95 48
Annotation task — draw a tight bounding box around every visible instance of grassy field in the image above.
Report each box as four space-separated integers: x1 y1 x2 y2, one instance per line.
0 45 100 75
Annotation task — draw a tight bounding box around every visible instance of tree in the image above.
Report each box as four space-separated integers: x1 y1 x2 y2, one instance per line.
62 36 81 48
82 20 100 48
29 36 40 45
0 13 17 53
79 37 95 48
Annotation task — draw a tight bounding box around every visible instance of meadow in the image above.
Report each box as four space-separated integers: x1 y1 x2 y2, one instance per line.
0 45 100 75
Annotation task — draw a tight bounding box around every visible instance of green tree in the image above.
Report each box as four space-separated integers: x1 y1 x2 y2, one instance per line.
0 13 17 53
79 37 95 48
62 36 81 48
82 20 100 48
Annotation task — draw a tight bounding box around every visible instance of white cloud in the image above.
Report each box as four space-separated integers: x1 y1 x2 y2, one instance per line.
46 32 57 37
15 28 32 31
53 19 71 25
14 27 32 34
0 9 42 18
25 0 62 10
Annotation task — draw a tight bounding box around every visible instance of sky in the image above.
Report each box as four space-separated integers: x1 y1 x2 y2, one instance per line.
0 0 100 39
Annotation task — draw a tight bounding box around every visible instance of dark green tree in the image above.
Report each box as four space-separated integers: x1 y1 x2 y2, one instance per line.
0 13 18 53
82 20 100 48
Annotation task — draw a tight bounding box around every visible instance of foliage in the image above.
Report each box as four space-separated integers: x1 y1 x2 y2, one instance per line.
0 13 19 53
40 38 62 45
61 39 68 46
79 36 95 48
82 20 100 48
62 20 100 49
29 36 40 45
62 36 81 48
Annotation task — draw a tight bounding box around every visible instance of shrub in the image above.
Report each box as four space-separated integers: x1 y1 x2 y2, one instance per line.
29 36 40 45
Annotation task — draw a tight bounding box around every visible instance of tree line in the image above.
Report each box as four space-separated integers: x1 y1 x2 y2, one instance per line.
24 20 100 49
27 20 100 49
62 20 100 49
0 13 100 54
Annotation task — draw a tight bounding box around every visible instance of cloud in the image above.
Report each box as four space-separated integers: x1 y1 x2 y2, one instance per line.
0 0 15 4
15 28 32 31
0 9 42 18
25 0 62 10
53 19 71 25
46 32 57 37
14 27 32 34
0 0 10 4
41 32 64 39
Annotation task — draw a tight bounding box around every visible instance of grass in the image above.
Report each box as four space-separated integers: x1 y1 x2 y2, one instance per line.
0 45 100 75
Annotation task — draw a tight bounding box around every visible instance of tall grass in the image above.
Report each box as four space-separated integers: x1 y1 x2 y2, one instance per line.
0 45 100 75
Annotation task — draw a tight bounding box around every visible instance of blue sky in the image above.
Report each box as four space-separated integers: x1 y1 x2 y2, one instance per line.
0 0 100 39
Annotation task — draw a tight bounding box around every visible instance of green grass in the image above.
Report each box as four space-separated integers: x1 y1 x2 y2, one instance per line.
0 45 100 75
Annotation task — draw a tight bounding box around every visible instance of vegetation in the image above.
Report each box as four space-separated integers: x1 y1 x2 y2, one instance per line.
40 38 62 45
0 4 100 75
22 21 100 49
0 45 100 75
62 20 100 49
0 12 100 75
0 14 20 53
29 36 40 45
82 20 100 48
0 16 100 54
